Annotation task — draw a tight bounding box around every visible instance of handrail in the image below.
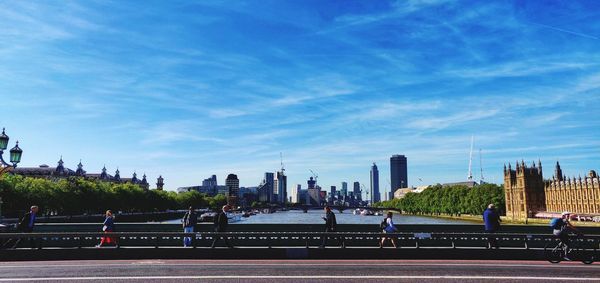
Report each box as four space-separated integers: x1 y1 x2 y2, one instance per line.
0 231 598 239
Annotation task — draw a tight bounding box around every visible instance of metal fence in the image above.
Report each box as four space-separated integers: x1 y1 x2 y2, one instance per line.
1 231 599 250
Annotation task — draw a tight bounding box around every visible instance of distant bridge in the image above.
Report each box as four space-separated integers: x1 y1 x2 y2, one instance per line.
251 205 399 213
289 205 398 213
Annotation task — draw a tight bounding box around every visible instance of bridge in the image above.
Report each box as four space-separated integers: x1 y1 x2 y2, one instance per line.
268 204 396 213
1 223 599 261
1 224 598 282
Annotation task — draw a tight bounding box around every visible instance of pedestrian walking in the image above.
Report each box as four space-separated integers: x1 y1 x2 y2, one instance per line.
319 206 344 248
379 211 398 248
182 206 197 247
210 205 233 248
483 204 501 249
96 210 118 247
1 205 38 249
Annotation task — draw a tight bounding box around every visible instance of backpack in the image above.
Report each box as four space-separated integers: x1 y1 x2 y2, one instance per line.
380 218 388 230
550 218 563 229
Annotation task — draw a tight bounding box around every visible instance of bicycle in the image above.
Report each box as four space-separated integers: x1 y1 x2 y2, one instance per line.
544 234 595 264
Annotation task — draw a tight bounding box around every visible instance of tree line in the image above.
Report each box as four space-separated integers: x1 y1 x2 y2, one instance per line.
0 174 227 217
375 183 505 216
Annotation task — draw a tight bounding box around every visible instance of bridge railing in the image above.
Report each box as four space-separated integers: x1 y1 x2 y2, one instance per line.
1 231 599 250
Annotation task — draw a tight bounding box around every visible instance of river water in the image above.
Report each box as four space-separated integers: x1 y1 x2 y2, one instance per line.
166 210 475 225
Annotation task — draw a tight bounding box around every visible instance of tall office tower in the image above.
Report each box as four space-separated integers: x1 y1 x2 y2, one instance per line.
226 174 240 206
307 177 316 189
370 163 380 204
275 171 287 204
330 186 336 196
291 184 301 203
258 172 274 203
390 154 408 197
353 181 361 200
307 177 320 205
341 182 348 196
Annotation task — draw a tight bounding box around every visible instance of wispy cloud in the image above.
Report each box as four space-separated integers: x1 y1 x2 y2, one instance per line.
1 1 599 191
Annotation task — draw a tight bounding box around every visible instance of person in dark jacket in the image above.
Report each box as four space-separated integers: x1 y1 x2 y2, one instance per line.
319 206 344 248
483 204 501 249
210 205 233 248
182 206 197 247
1 206 38 249
96 210 117 247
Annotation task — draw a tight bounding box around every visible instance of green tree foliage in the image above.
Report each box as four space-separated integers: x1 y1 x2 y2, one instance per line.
0 174 228 217
375 183 505 216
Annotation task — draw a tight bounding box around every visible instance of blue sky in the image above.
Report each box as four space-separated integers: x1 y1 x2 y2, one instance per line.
0 0 599 198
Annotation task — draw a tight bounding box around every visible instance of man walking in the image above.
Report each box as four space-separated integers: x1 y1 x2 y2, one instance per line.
319 206 344 248
211 205 233 248
483 204 501 249
2 206 38 249
182 206 197 247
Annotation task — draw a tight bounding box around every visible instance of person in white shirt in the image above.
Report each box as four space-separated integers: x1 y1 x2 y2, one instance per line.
380 211 398 248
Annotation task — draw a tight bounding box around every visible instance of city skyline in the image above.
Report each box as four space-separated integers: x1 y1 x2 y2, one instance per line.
1 1 599 193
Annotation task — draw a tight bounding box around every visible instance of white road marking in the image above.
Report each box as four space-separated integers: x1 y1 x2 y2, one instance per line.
0 275 598 281
0 262 595 269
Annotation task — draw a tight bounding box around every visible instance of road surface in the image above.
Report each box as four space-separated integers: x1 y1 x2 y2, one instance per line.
0 259 598 282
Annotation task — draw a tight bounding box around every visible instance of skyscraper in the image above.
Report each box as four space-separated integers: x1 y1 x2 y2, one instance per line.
370 163 380 204
307 177 320 205
341 182 348 196
226 174 239 206
390 154 408 198
353 181 361 200
275 171 287 204
291 184 301 203
258 172 274 203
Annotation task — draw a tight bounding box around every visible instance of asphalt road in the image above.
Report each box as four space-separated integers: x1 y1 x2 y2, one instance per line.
0 259 598 282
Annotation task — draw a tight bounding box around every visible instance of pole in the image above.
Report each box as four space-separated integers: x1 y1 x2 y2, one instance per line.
468 135 474 181
0 196 3 223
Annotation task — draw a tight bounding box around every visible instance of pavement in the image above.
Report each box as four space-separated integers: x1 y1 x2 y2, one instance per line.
0 259 598 282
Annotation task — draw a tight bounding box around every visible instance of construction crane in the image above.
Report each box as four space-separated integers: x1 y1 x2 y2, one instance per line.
309 169 318 182
279 152 285 174
467 135 474 181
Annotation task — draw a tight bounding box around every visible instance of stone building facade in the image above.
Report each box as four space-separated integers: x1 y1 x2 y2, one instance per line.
504 160 600 220
545 163 600 214
12 157 158 190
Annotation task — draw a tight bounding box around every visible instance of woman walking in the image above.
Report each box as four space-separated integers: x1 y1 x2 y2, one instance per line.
380 211 398 248
97 210 118 247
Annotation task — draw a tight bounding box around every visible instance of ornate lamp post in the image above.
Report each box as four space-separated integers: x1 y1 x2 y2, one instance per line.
0 127 23 176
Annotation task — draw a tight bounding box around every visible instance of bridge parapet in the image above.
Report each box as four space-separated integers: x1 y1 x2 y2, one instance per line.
1 231 598 250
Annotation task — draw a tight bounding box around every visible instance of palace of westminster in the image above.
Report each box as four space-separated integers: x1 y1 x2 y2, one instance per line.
504 160 600 220
11 157 164 191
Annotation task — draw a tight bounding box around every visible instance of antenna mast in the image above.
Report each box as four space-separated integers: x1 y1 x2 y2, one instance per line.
479 148 484 184
468 135 474 181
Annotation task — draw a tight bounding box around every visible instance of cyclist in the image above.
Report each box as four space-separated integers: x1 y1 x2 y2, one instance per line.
552 211 582 260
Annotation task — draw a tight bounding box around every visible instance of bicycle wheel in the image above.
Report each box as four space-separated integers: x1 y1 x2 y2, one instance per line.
571 238 595 264
582 254 594 265
574 248 595 265
544 242 563 263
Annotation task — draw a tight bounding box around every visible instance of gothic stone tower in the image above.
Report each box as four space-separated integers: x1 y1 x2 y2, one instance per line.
504 160 546 220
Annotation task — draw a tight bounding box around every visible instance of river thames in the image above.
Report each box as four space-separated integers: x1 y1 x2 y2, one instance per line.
167 210 475 225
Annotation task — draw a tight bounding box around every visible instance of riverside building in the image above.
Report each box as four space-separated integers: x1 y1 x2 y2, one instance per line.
12 157 155 190
504 160 600 220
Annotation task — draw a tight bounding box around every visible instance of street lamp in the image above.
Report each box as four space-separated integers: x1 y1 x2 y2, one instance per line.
0 127 23 175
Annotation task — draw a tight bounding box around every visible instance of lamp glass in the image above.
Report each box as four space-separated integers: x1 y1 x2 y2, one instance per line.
10 147 22 164
0 136 7 151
